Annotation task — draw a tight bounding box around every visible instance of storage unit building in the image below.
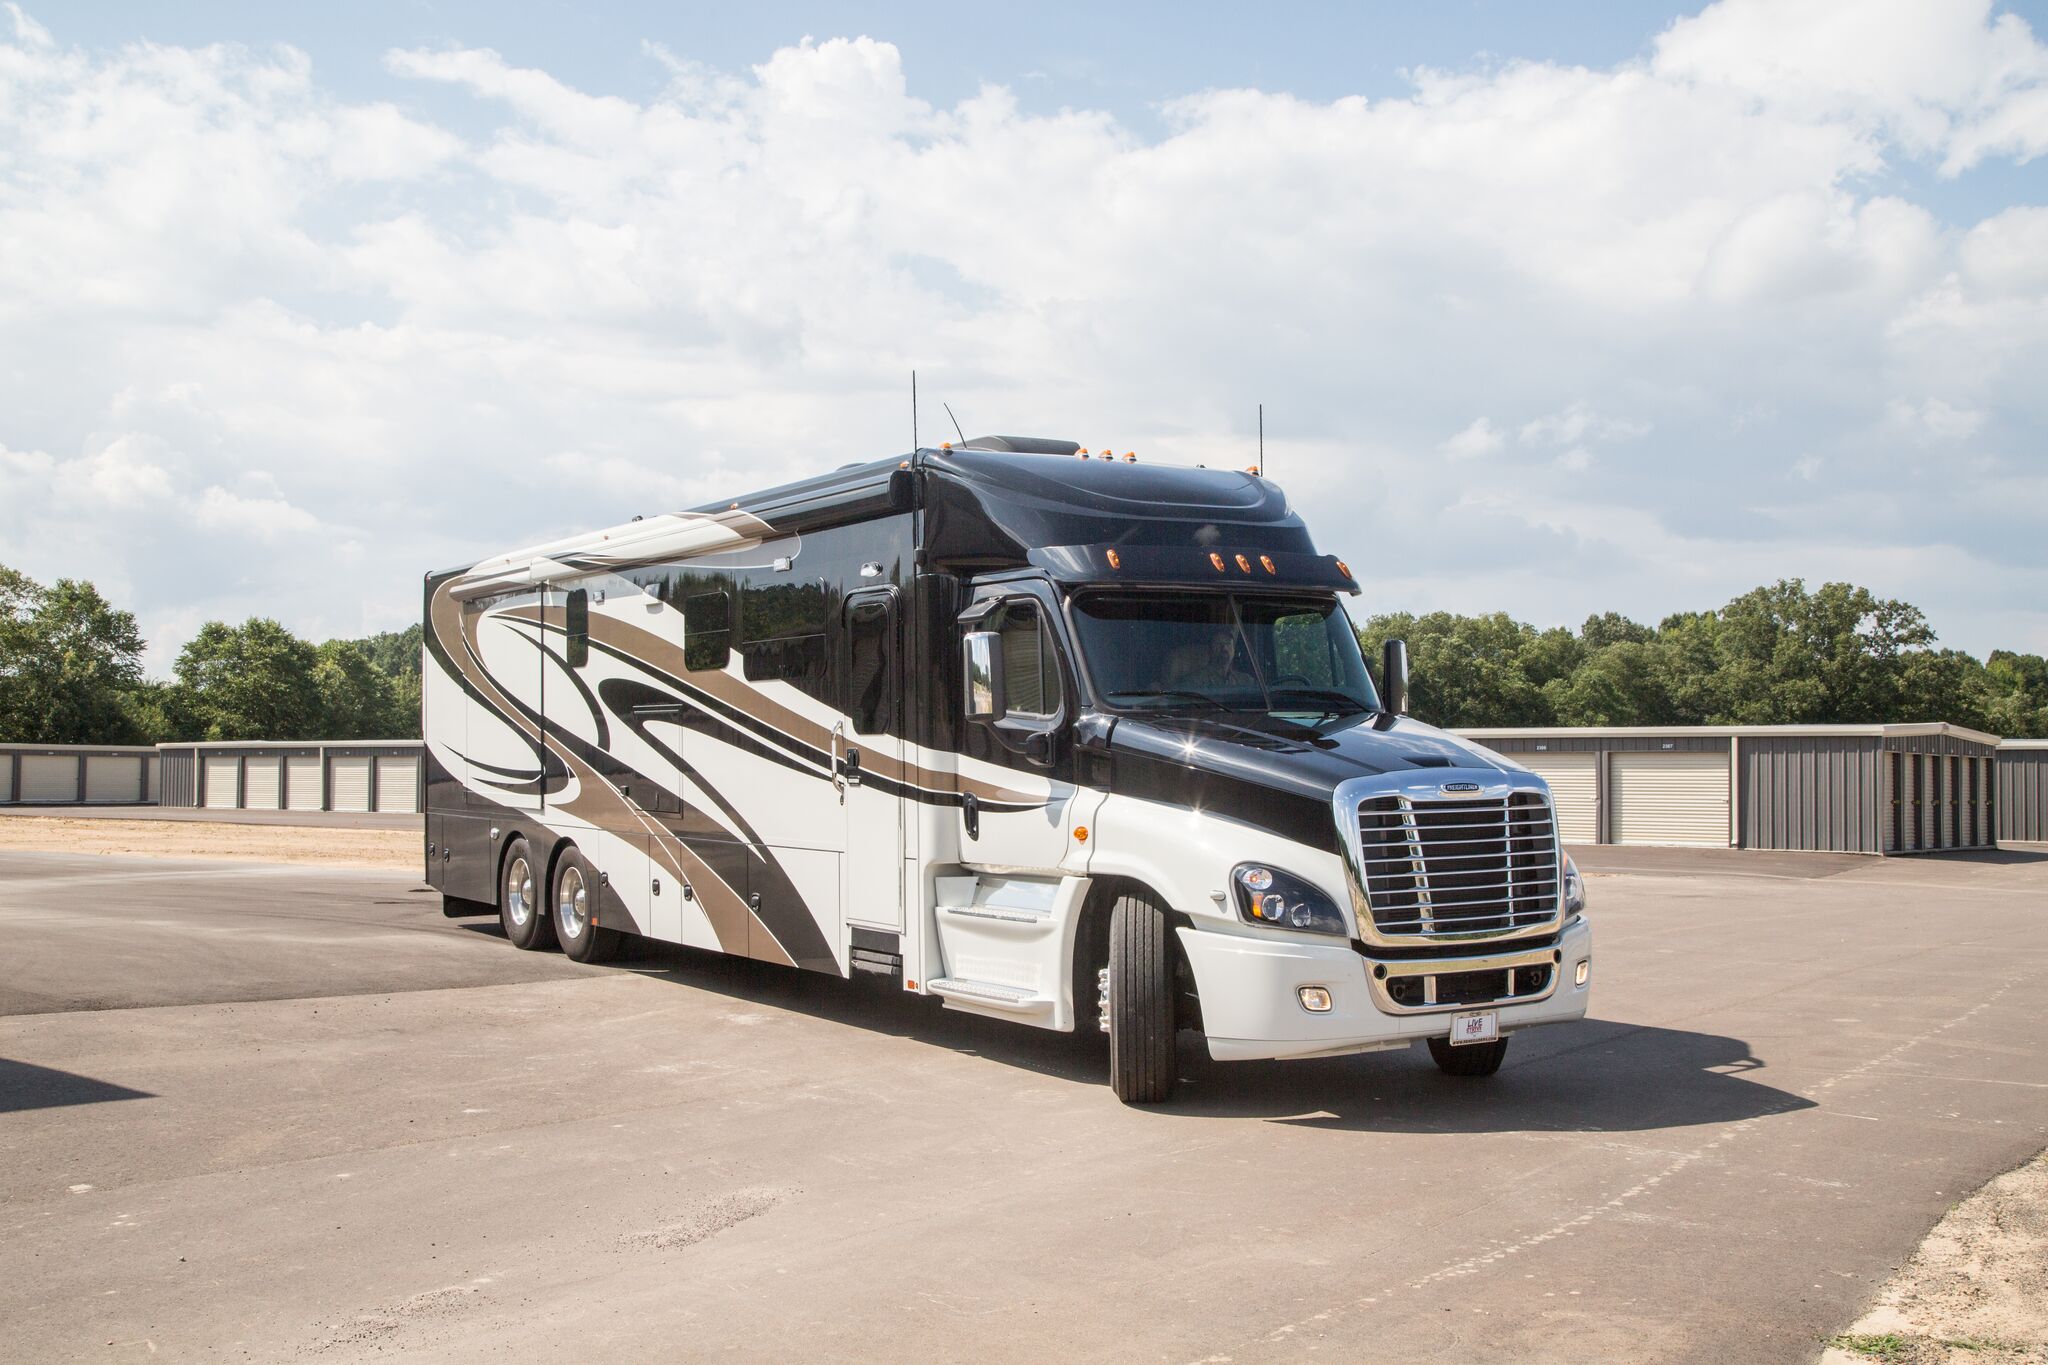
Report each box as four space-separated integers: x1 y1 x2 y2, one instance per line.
0 746 159 806
1457 724 2000 855
155 742 424 814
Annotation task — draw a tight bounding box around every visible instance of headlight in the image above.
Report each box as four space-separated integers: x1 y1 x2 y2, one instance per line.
1563 855 1586 917
1231 863 1349 936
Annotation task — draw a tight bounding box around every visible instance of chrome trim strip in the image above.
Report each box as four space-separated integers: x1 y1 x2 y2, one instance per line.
1362 943 1563 1014
1332 771 1565 949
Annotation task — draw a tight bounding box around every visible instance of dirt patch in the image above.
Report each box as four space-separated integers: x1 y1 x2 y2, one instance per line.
0 815 417 869
1822 1149 2048 1364
618 1186 792 1253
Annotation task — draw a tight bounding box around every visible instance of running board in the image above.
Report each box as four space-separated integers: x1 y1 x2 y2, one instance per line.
926 977 1055 1021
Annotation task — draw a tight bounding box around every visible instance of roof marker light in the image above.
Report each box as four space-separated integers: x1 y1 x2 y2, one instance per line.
1098 452 1113 461
1260 554 1277 575
1336 558 1352 579
1106 548 1121 569
1124 452 1136 462
1235 554 1252 573
1209 552 1227 572
941 441 952 449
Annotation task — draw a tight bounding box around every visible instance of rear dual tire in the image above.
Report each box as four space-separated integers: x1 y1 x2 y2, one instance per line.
553 847 621 965
499 838 555 951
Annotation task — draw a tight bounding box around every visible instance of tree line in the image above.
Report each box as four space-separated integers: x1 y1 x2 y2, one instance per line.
1355 579 2048 737
0 562 421 745
4 564 2045 744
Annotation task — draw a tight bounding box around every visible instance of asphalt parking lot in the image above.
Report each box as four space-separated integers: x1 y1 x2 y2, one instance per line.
3 846 2046 1363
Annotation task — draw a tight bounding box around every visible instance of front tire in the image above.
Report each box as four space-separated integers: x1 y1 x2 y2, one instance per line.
1108 891 1179 1105
553 848 620 965
1428 1035 1509 1077
499 838 555 951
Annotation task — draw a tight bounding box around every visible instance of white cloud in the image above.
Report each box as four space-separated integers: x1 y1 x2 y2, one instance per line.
1439 418 1505 460
2 0 2047 670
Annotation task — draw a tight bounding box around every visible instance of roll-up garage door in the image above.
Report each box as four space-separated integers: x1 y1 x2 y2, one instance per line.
331 756 373 812
375 757 420 814
286 755 323 811
243 758 283 810
1516 751 1596 844
20 755 78 803
84 755 143 803
1611 750 1730 847
203 756 241 809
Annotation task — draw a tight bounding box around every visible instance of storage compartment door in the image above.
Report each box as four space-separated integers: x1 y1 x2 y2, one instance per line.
242 758 282 810
331 757 373 812
84 755 143 803
376 756 420 814
1516 751 1596 844
203 755 240 809
20 755 78 803
286 755 323 810
1611 750 1730 847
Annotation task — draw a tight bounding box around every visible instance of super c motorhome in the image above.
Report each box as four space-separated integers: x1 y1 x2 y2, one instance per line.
423 437 1591 1103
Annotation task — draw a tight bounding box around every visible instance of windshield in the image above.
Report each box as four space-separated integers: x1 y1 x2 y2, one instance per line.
1070 592 1381 720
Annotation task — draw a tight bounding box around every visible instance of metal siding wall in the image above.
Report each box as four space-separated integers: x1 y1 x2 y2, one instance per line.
0 758 12 803
1741 737 1880 852
1997 751 2047 842
160 749 197 807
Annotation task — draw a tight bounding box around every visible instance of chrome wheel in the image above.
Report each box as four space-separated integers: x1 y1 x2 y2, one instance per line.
504 857 534 928
556 865 589 942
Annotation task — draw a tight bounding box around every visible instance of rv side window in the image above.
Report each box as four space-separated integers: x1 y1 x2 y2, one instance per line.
565 589 589 669
684 591 730 672
845 596 895 735
994 601 1060 720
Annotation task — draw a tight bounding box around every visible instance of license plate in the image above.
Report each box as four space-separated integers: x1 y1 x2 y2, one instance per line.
1448 1010 1499 1046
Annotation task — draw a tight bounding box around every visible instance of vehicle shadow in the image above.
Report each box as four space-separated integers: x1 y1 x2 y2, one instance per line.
577 935 1809 1134
0 1058 155 1114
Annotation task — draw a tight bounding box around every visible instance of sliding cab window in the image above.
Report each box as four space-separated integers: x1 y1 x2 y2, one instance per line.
565 589 589 668
684 590 731 672
994 600 1061 721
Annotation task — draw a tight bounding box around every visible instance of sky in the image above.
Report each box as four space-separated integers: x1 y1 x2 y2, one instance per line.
2 0 2046 673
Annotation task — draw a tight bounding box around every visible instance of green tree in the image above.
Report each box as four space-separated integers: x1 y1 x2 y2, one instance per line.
174 618 324 741
1545 641 1679 726
0 565 150 744
1356 610 1551 727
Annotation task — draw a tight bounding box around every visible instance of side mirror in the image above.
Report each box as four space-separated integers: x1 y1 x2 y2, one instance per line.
1381 638 1409 716
964 631 1002 720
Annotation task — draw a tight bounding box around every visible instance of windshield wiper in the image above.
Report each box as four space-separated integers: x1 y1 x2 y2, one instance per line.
1268 686 1372 716
1104 687 1230 712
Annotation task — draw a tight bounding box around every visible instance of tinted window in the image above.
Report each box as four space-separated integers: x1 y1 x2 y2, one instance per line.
845 595 896 735
565 589 589 669
684 591 730 672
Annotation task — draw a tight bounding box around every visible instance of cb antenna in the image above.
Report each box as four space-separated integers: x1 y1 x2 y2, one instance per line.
943 402 967 446
911 371 918 450
1258 403 1265 476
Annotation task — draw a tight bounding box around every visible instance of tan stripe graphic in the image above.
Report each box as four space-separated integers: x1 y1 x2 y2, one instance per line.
430 580 790 964
499 601 1046 808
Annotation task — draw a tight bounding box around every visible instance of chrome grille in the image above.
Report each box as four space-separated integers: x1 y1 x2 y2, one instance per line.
1355 791 1559 939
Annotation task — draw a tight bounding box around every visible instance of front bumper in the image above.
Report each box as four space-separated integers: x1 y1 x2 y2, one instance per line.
1177 916 1592 1062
